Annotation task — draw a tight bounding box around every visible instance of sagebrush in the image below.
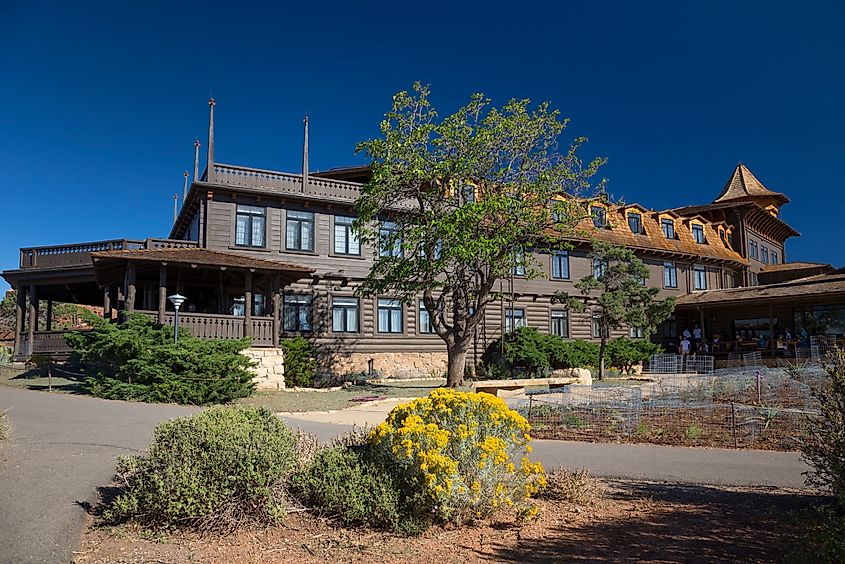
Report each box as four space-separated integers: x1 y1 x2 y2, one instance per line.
66 310 255 405
107 406 297 530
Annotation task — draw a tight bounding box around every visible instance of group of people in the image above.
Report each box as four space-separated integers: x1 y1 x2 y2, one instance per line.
677 323 704 356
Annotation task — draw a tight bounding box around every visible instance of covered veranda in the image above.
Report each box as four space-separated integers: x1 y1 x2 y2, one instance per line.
674 271 845 361
3 244 314 359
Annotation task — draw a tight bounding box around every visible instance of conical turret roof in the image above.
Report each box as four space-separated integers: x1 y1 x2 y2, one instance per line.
713 163 789 205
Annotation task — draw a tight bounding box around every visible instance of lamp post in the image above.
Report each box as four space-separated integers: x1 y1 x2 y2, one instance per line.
168 293 187 345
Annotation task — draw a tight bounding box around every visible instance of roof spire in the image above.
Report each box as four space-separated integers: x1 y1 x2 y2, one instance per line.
713 163 789 206
193 139 201 183
182 171 189 202
207 98 216 181
302 115 309 193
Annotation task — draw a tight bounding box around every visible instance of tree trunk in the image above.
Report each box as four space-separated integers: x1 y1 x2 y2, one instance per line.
446 341 471 388
598 336 607 381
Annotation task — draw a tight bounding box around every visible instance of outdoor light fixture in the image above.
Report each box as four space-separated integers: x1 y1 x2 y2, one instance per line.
168 293 187 345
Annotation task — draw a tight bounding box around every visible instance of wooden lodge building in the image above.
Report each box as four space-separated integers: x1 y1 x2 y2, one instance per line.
4 100 844 375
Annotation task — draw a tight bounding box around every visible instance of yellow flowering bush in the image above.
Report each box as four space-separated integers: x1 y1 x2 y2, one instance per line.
369 388 546 523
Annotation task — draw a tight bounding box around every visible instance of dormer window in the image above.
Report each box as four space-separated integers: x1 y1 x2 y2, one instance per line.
719 229 726 245
591 206 607 228
461 184 475 204
692 224 705 244
627 212 642 234
661 218 675 239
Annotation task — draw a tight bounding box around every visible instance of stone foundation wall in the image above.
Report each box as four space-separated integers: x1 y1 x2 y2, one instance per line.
242 348 286 390
321 351 449 379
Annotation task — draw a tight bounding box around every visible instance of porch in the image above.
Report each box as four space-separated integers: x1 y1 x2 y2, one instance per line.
4 242 314 359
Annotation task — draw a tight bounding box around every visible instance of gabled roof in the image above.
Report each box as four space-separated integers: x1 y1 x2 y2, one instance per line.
713 164 789 205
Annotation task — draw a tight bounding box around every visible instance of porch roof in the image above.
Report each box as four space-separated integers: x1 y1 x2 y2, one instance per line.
90 248 314 286
675 272 845 308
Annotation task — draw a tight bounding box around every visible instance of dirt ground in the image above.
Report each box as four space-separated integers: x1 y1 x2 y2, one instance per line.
74 480 821 564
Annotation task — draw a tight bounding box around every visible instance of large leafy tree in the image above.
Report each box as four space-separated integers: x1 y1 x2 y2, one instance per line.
553 241 676 380
354 83 605 386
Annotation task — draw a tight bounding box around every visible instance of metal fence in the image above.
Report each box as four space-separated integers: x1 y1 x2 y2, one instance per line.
645 354 714 375
520 365 824 450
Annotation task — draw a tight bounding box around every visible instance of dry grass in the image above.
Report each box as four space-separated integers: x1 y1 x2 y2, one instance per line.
543 468 604 506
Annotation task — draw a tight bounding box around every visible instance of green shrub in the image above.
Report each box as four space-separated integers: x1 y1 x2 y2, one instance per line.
605 337 662 374
502 327 551 375
291 446 426 533
370 389 546 524
280 337 316 388
546 339 600 370
107 406 297 530
66 310 255 405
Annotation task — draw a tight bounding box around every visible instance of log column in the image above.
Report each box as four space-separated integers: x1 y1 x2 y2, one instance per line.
45 299 53 331
27 285 37 356
271 274 281 348
157 264 167 324
103 287 112 320
14 288 25 357
125 263 137 312
244 270 253 338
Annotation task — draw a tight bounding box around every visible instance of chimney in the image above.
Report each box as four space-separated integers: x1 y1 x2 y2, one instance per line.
302 115 309 193
182 171 189 202
207 98 215 181
193 139 201 182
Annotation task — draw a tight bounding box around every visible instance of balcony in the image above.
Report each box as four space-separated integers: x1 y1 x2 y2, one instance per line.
18 238 199 270
210 163 362 202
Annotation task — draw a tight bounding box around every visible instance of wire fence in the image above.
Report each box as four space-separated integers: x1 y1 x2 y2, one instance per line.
520 365 825 451
644 354 714 374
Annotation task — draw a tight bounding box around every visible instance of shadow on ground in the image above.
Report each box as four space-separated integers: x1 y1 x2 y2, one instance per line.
0 365 88 394
491 481 825 563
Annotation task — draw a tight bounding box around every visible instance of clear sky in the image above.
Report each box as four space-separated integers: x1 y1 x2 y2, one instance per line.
1 1 843 291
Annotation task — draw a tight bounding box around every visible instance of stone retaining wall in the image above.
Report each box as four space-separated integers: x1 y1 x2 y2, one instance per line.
321 351 448 379
242 348 286 390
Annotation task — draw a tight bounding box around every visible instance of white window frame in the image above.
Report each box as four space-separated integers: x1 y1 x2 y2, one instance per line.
377 299 403 333
505 308 526 332
333 215 360 255
286 210 315 251
331 297 359 333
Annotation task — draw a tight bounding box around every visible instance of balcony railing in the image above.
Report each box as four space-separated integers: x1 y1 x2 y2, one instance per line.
18 238 199 270
210 163 362 202
138 310 275 347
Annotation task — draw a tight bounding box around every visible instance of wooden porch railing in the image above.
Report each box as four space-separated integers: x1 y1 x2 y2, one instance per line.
138 311 275 347
19 238 199 270
20 330 83 358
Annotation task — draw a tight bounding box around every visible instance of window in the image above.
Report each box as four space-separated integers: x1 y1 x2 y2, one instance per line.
550 200 565 222
591 206 607 228
286 210 314 251
551 251 570 279
693 265 707 290
505 308 526 332
331 297 359 333
188 214 200 242
283 294 312 331
232 296 264 316
333 216 360 255
719 229 726 245
661 218 675 239
461 184 475 204
513 249 525 276
551 310 569 337
592 257 607 278
727 232 734 246
379 221 402 257
418 301 436 334
749 240 758 260
592 315 606 339
629 326 644 339
660 317 677 339
771 250 778 265
627 213 642 234
419 240 443 260
692 224 705 244
761 245 769 264
235 204 266 247
663 262 678 288
377 299 403 333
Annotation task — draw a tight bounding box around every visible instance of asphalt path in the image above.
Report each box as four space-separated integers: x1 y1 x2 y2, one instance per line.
0 387 813 563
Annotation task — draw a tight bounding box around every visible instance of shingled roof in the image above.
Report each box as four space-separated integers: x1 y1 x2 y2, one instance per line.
676 272 845 307
713 164 789 205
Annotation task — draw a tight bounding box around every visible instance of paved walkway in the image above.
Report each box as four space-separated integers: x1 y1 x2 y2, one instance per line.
0 388 813 563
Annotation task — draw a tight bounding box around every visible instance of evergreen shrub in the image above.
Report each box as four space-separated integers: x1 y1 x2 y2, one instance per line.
280 336 316 388
107 406 297 530
66 310 255 405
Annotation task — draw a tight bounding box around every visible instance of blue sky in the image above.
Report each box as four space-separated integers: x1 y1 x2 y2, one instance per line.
1 1 843 291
